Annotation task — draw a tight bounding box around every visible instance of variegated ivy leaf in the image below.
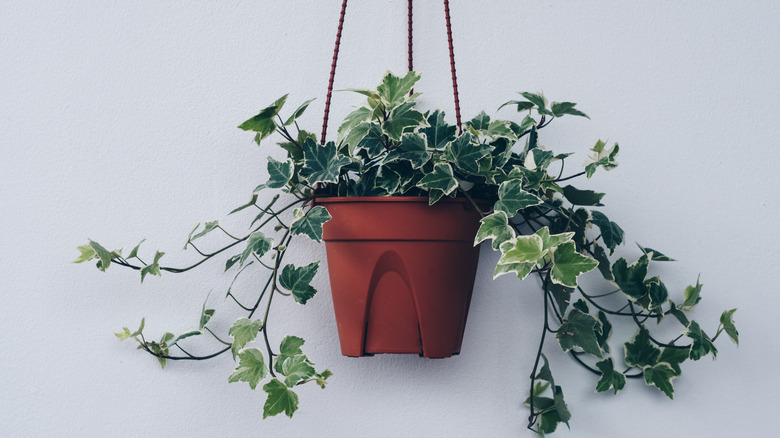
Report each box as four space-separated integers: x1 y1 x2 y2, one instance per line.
686 320 717 360
228 347 268 390
556 309 603 357
592 243 613 281
283 98 315 126
301 138 351 185
535 226 574 252
87 240 114 272
591 211 624 255
383 101 427 140
493 261 535 280
239 231 272 267
290 206 331 243
595 357 626 394
422 109 456 150
524 355 571 434
646 277 669 311
355 122 386 158
229 317 263 359
659 347 689 376
643 362 677 399
523 148 555 171
466 111 490 131
376 70 422 109
140 251 164 282
550 101 589 119
493 179 542 216
263 378 299 418
374 166 402 195
416 163 458 200
624 327 660 368
446 133 493 174
238 95 287 145
485 119 515 139
115 318 145 340
637 243 675 261
519 91 548 112
266 156 294 189
273 336 326 388
186 221 219 249
497 99 535 113
584 140 619 178
562 185 605 206
498 233 544 265
550 242 598 288
426 188 450 206
383 132 431 169
681 276 703 311
279 261 320 305
720 308 739 346
595 311 612 353
474 211 516 251
337 106 372 145
73 243 97 264
612 255 649 301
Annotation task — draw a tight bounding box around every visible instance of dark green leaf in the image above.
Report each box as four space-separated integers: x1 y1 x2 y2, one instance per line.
290 206 331 243
646 277 669 310
140 251 164 282
225 254 241 272
643 362 677 399
720 308 739 346
591 211 624 254
548 283 573 316
447 133 492 174
659 347 689 376
637 243 676 261
595 357 626 394
239 231 272 267
263 378 299 418
493 179 542 216
557 309 603 357
416 163 458 202
562 185 605 206
584 140 619 178
238 95 287 144
596 311 612 353
612 255 649 301
301 138 351 185
466 111 490 131
550 101 589 119
687 321 717 360
422 109 456 150
279 261 320 305
283 98 315 126
519 92 548 111
624 327 660 368
384 133 431 169
266 157 294 189
383 101 426 140
592 243 614 281
669 300 690 327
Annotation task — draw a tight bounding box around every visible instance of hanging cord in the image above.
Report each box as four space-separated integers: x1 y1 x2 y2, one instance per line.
443 0 462 134
408 0 414 94
321 0 349 145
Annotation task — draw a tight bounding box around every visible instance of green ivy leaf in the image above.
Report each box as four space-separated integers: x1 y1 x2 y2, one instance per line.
646 277 669 311
376 70 421 109
624 327 661 368
595 357 626 394
474 211 515 251
127 239 146 260
383 101 426 140
550 101 589 119
720 309 739 346
73 243 97 264
290 206 332 243
686 320 717 360
497 233 544 265
238 94 287 145
337 106 373 147
384 132 431 169
279 261 320 305
493 179 542 216
519 91 549 112
562 185 605 206
228 348 269 390
535 226 574 253
355 122 386 158
88 240 114 272
659 347 689 376
185 221 219 249
636 244 676 261
592 243 614 281
239 231 272 267
493 261 535 280
229 317 263 359
266 157 294 189
263 378 299 418
550 242 598 288
140 251 164 282
283 98 315 126
557 309 603 357
422 109 456 150
301 138 351 185
584 140 619 178
229 193 259 215
612 255 649 301
595 311 612 353
548 283 573 316
590 211 624 255
279 355 316 388
416 163 458 202
643 362 677 399
375 166 402 194
446 133 492 174
681 276 703 311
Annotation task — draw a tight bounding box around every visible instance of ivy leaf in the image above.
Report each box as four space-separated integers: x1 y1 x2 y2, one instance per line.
283 98 315 126
668 300 690 327
266 156 294 189
562 185 605 206
493 261 535 280
128 239 146 260
659 347 689 376
474 211 515 251
384 133 431 169
595 357 626 394
493 179 543 217
377 70 421 108
643 362 677 399
591 211 624 254
534 226 574 253
550 101 589 119
637 244 676 262
290 206 332 243
199 302 214 331
466 111 491 131
228 348 269 390
229 318 263 359
279 261 320 305
612 255 649 301
548 283 573 316
524 148 555 171
498 99 535 112
595 311 612 353
383 101 426 140
73 243 97 264
485 119 515 138
592 243 614 281
422 109 456 150
279 355 316 388
337 106 373 147
262 378 299 419
519 91 549 112
238 94 287 145
624 327 661 368
720 309 739 346
646 277 669 311
355 122 386 158
550 242 598 288
88 240 114 272
416 163 458 201
239 231 272 267
557 309 603 357
301 138 351 185
681 276 703 311
185 221 219 249
447 133 493 174
140 251 164 282
497 233 544 265
584 140 619 178
375 166 402 194
229 193 259 214
115 318 145 340
686 321 717 360
225 254 241 272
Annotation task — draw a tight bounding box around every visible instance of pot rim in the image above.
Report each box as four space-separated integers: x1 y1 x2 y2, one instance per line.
313 196 488 205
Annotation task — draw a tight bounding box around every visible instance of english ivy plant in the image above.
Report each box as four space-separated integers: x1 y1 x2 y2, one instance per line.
76 71 737 434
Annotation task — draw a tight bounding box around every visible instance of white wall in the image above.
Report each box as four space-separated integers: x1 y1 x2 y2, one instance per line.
2 1 778 436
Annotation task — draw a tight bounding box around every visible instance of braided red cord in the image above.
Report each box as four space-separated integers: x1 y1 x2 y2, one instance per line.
443 0 462 134
408 0 414 95
321 0 349 145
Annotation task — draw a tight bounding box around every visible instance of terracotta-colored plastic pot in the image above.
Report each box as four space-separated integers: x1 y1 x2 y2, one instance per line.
315 196 483 358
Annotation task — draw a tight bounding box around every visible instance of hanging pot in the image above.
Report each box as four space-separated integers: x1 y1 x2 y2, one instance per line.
315 196 483 358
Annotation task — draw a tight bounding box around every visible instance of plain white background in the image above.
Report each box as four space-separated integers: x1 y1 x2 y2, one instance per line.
2 1 778 436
